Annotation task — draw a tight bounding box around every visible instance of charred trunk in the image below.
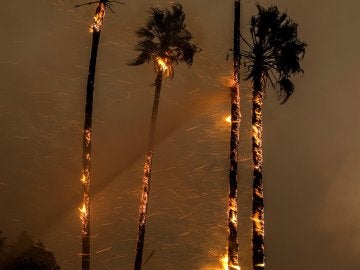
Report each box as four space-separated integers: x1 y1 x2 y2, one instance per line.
252 74 265 270
81 29 101 270
227 1 241 269
134 71 163 270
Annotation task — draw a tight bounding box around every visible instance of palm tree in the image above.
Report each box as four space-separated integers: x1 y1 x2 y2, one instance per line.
129 3 199 269
76 1 122 269
240 5 306 270
227 1 241 270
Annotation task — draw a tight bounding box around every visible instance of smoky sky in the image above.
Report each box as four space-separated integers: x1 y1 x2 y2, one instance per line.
1 0 360 269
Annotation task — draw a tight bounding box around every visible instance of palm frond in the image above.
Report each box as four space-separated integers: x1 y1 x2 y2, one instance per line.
127 53 150 66
136 27 155 39
128 3 199 73
242 4 306 103
277 77 295 104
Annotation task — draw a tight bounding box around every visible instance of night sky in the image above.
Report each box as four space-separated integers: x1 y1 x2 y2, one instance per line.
1 0 360 269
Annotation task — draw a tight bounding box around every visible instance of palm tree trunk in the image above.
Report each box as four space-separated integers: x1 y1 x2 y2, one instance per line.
252 74 265 270
81 28 101 270
134 71 163 270
227 1 241 269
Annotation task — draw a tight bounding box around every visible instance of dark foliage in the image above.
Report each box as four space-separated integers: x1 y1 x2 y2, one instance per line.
241 4 306 103
0 231 60 270
128 3 199 69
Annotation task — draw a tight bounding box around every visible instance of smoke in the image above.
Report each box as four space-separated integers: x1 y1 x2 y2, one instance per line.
320 152 360 256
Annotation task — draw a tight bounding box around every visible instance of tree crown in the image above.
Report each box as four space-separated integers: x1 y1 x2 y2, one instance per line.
129 3 199 76
242 5 307 103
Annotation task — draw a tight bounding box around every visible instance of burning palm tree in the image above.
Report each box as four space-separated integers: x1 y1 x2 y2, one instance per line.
225 1 241 270
129 3 199 269
76 1 123 269
240 5 306 270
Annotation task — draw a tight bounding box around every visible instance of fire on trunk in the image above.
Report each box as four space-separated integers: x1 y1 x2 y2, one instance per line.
252 89 265 270
90 3 105 33
219 252 241 270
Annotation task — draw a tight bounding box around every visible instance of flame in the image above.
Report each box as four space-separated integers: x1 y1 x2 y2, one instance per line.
229 197 237 227
156 57 168 71
80 172 87 184
81 168 90 185
251 211 264 237
220 76 235 88
89 3 105 33
254 187 263 199
155 56 173 78
138 152 152 226
225 115 231 123
79 202 88 225
84 129 91 146
252 94 263 169
220 253 228 270
219 252 241 270
80 127 91 235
